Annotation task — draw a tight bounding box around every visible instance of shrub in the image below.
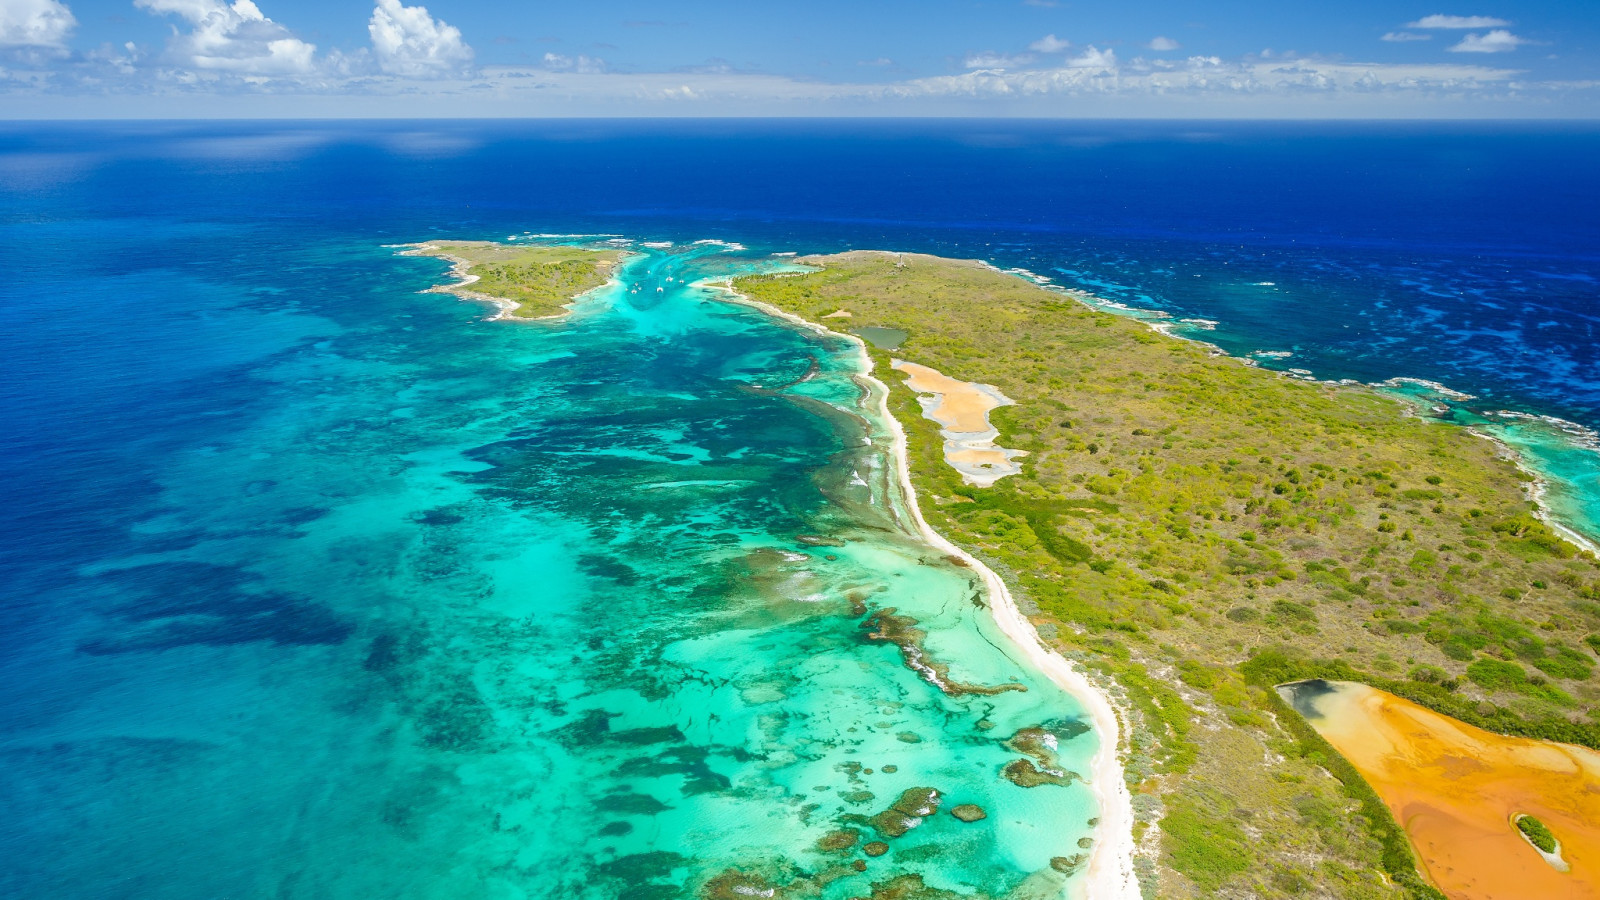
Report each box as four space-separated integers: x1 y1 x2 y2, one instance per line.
1466 657 1529 691
1271 599 1317 623
1177 659 1217 689
1532 647 1593 681
1408 665 1450 684
1160 796 1252 891
1516 815 1558 854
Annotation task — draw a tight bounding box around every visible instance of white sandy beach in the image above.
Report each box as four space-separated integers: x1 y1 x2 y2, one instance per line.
706 277 1142 900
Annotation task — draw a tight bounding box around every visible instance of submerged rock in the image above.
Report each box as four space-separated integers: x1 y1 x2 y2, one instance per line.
864 873 967 899
594 791 673 814
891 787 941 817
1005 727 1057 763
1001 724 1083 788
700 869 781 900
869 787 941 837
818 829 860 852
1002 759 1077 788
1050 853 1086 874
862 608 1027 698
949 804 987 823
867 809 917 838
796 534 845 547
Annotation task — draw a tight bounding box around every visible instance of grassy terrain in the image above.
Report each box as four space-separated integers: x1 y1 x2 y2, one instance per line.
414 241 627 318
734 251 1600 900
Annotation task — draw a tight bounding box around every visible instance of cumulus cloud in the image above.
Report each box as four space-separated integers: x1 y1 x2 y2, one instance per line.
0 0 75 49
1381 31 1432 42
368 0 472 76
135 0 317 75
1068 47 1115 68
1408 14 1510 29
1148 36 1180 51
1028 34 1070 53
1449 29 1527 52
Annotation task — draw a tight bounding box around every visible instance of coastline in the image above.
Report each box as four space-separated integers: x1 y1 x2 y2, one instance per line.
985 262 1600 560
1479 428 1600 558
704 278 1142 900
397 241 631 322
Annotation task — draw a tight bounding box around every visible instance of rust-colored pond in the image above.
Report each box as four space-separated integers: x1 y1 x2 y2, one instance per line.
1280 680 1600 900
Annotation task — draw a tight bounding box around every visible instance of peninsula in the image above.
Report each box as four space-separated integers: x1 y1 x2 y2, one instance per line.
736 251 1600 900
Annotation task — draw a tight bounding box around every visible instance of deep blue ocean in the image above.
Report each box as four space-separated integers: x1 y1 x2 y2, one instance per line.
2 120 1598 898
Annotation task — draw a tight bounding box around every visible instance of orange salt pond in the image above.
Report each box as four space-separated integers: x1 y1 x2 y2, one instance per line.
891 360 1026 487
1282 679 1600 900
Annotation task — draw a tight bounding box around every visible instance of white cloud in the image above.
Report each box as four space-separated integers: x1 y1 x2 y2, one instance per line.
1148 36 1180 51
964 52 1034 69
1068 46 1115 68
898 54 1521 101
541 52 604 73
368 0 472 77
1029 34 1070 53
1407 14 1510 29
1449 29 1527 53
1 11 1586 118
1381 31 1432 42
135 0 317 75
0 0 75 48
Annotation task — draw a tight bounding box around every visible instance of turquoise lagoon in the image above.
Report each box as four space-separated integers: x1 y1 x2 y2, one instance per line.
0 238 1099 899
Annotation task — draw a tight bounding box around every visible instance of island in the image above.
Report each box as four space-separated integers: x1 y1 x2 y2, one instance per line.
735 251 1600 900
403 240 628 319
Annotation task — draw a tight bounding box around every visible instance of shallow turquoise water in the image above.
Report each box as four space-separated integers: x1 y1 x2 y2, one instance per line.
0 237 1098 898
1481 421 1600 551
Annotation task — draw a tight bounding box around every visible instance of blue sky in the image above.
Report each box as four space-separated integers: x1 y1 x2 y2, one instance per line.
2 0 1597 116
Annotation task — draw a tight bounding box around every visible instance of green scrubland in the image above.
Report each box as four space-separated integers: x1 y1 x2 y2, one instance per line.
417 242 625 318
736 251 1600 900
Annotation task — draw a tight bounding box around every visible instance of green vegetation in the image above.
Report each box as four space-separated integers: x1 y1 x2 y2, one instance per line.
1159 795 1252 891
416 241 626 318
735 251 1600 899
1516 814 1558 854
